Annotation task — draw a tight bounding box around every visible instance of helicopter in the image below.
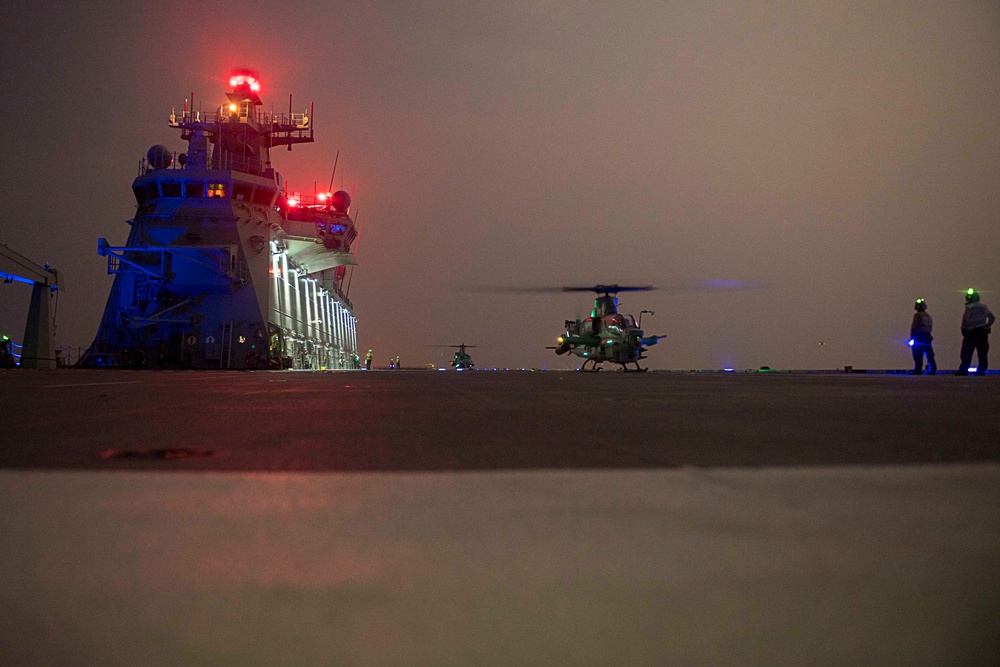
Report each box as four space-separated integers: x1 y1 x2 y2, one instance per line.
449 343 476 370
550 285 665 372
464 279 759 372
430 343 477 370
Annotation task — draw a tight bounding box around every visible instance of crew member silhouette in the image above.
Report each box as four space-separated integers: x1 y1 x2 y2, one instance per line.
909 298 936 375
957 289 995 376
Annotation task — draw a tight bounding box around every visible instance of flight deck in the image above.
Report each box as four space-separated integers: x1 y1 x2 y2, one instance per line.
2 370 998 666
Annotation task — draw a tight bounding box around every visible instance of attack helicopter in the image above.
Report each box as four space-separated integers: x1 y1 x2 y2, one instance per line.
431 343 477 370
449 343 476 370
464 279 758 372
549 285 664 371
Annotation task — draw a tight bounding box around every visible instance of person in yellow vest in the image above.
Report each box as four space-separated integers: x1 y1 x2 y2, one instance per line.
365 349 373 370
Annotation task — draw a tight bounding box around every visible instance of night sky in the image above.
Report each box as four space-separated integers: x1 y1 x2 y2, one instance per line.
1 1 998 370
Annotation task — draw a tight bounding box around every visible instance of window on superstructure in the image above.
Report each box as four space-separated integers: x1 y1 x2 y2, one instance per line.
233 182 253 201
133 185 149 205
184 182 204 198
207 183 227 198
162 182 182 198
144 183 160 201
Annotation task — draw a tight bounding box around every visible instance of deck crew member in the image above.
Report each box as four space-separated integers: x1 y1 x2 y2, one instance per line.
909 299 936 375
957 289 995 376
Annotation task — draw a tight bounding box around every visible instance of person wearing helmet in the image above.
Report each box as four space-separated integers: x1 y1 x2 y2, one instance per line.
956 289 995 376
365 349 373 371
909 299 936 375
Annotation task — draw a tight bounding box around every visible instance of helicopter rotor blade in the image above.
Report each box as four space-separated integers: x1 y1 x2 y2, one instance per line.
650 279 764 294
459 280 762 295
561 284 654 294
458 286 567 294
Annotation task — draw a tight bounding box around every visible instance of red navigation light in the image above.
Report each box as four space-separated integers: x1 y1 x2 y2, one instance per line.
230 73 261 93
286 196 299 208
317 192 330 202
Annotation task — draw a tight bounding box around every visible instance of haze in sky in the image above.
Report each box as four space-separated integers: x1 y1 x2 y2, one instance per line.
1 1 998 370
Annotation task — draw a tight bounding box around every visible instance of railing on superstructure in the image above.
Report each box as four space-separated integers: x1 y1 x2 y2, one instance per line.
169 109 310 133
137 152 272 176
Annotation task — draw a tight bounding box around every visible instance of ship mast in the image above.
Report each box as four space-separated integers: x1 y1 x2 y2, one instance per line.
168 72 314 177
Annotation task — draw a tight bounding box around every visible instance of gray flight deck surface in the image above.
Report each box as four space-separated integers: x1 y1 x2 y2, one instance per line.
2 370 999 665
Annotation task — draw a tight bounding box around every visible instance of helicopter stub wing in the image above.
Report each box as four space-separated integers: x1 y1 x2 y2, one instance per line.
557 335 601 347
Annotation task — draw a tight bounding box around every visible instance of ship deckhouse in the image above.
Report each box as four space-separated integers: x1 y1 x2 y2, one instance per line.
86 73 360 369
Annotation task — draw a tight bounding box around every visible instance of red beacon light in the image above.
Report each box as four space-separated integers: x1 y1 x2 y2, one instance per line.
286 195 300 208
317 192 331 203
229 74 261 93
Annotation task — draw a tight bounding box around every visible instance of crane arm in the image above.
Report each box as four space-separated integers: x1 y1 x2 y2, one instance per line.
0 243 58 287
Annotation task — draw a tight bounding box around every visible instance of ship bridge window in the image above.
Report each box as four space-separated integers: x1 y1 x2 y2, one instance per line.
133 185 149 205
252 187 276 206
207 183 227 198
184 182 204 198
144 182 160 201
233 182 253 201
162 182 182 198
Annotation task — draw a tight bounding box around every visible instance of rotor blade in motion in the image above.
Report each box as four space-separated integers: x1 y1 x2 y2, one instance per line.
651 279 764 294
561 285 654 294
459 280 761 295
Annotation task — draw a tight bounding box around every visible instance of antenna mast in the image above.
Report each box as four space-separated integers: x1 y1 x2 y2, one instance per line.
327 150 340 192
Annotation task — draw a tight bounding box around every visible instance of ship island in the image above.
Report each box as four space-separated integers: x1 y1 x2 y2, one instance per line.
82 72 360 370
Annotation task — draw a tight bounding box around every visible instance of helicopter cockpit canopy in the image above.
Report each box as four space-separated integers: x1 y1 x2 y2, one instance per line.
593 295 618 317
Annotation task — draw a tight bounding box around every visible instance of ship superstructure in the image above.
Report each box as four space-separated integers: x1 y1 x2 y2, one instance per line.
85 73 360 369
